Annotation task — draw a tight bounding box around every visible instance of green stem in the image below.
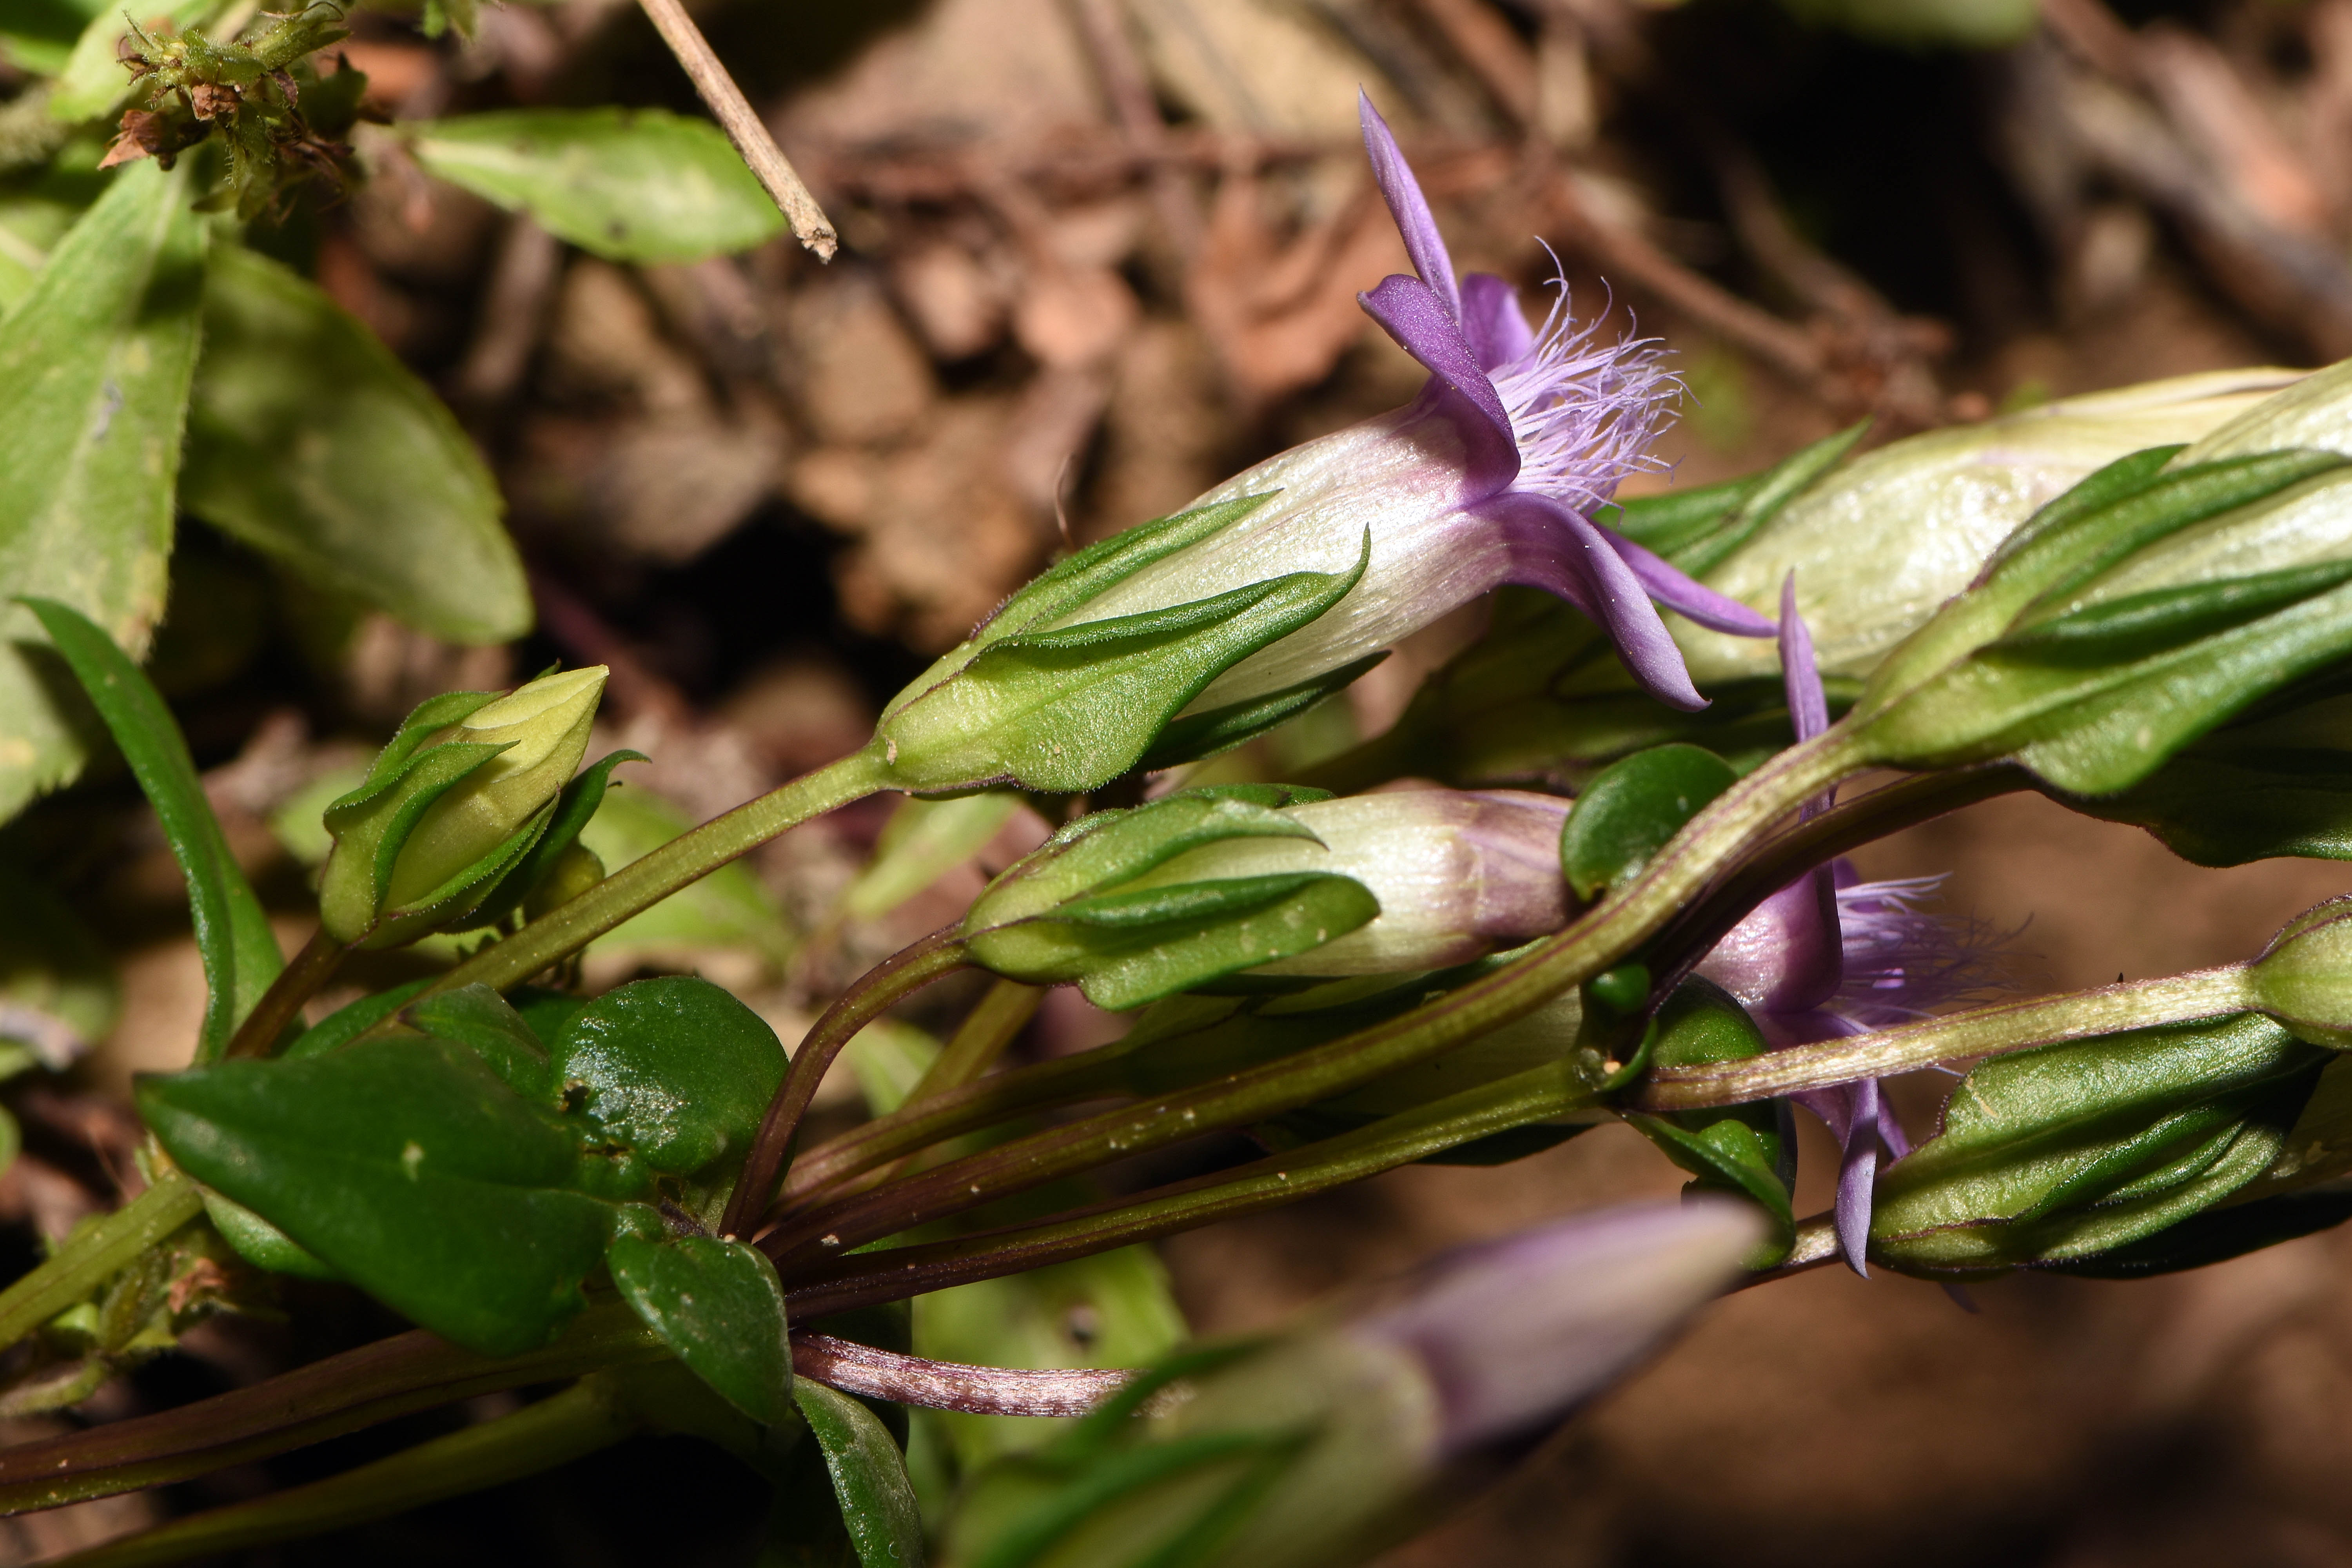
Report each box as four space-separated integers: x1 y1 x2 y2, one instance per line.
777 1061 1598 1318
760 727 1867 1260
49 1377 639 1568
223 927 346 1060
0 1304 662 1513
720 926 970 1240
1636 965 2261 1111
778 1047 1133 1208
0 1174 203 1356
414 746 890 1004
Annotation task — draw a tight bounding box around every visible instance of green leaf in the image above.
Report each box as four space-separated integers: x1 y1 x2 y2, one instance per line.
608 1233 793 1428
139 1036 631 1356
406 109 783 264
969 873 1381 1013
877 536 1368 794
405 983 552 1099
794 1379 927 1568
548 976 787 1178
23 599 279 1062
1557 743 1739 902
0 162 203 823
180 244 530 645
200 1188 341 1281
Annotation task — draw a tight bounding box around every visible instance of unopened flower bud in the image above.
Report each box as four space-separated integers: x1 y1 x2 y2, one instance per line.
2175 354 2352 463
319 666 608 947
943 1200 1756 1568
1675 368 2303 688
1847 447 2352 795
1872 1012 2324 1275
962 786 1570 1010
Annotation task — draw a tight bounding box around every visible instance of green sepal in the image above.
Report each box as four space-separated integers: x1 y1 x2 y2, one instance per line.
404 983 553 1100
1138 653 1389 771
970 872 1381 1013
608 1233 793 1429
794 1378 929 1568
875 529 1368 793
2045 1187 2352 1278
940 494 1278 669
1558 743 1740 901
1852 450 2352 793
1625 1112 1796 1267
968 787 1332 929
548 976 787 1179
139 1036 637 1356
1872 1013 2326 1274
2053 673 2352 865
318 736 510 943
463 748 645 930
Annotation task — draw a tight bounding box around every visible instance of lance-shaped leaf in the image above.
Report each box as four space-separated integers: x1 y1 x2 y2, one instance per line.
140 1036 646 1356
548 977 786 1179
794 1379 928 1568
405 109 783 263
23 600 280 1062
608 1234 792 1428
180 244 530 646
875 536 1367 794
0 161 202 823
1871 1013 2325 1275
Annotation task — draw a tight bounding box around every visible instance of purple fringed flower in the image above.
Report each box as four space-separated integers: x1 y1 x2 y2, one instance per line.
1696 575 2009 1276
1053 95 1772 716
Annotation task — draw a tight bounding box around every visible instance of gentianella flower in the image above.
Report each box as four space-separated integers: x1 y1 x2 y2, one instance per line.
1015 95 1769 717
869 96 1773 795
1696 579 2008 1274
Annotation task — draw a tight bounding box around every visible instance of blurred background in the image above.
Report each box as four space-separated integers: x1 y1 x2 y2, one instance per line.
9 0 2352 1560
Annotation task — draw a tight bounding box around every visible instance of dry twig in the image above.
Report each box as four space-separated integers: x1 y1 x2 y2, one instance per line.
633 0 838 261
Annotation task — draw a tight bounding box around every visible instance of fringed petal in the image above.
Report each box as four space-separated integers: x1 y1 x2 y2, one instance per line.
1360 273 1522 493
1460 272 1535 371
1358 91 1462 321
1779 573 1836 821
1833 1077 1883 1279
1602 526 1777 637
1480 489 1705 710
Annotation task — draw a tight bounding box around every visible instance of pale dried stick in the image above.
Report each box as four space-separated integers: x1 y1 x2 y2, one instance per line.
634 0 838 260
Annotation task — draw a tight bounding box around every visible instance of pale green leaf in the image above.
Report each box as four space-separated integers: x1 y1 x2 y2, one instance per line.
0 160 202 822
406 109 782 263
181 244 529 645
